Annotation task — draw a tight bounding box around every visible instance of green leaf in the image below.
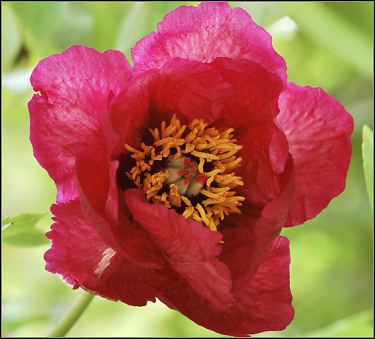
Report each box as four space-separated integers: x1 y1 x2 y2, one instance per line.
3 228 49 247
2 213 49 247
362 125 373 211
2 213 45 235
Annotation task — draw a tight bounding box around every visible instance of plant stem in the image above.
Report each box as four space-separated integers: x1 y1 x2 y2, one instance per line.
48 290 95 337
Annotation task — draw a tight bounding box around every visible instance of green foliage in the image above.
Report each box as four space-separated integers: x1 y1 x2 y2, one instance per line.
2 213 49 247
283 2 373 80
305 309 373 337
362 125 373 211
2 3 22 72
9 2 69 64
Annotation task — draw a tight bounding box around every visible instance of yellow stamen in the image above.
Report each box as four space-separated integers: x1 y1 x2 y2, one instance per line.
183 206 195 219
181 196 192 206
124 114 244 232
169 184 182 207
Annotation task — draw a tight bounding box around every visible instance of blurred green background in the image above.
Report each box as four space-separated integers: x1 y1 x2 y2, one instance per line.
2 1 373 337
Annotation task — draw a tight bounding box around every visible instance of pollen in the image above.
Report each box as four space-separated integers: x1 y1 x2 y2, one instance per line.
125 114 245 231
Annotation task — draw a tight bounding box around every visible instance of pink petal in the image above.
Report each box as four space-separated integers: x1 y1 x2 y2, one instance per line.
277 82 354 226
150 58 233 125
209 58 289 207
75 143 165 269
220 154 295 285
156 236 294 336
45 200 156 306
132 2 286 84
124 188 235 311
28 45 131 203
108 58 233 154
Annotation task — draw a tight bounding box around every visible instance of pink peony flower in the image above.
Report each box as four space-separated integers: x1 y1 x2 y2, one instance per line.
28 2 353 336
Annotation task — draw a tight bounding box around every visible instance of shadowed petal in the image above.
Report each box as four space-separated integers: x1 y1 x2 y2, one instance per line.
220 154 294 286
75 143 165 269
108 57 233 155
124 188 235 311
209 58 288 207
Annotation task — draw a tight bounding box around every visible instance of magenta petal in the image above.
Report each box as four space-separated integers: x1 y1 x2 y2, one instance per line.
209 58 288 206
220 154 294 285
29 45 131 203
124 188 235 311
277 82 354 226
156 236 294 336
132 2 286 84
149 58 233 125
108 58 233 151
45 200 156 306
75 143 165 269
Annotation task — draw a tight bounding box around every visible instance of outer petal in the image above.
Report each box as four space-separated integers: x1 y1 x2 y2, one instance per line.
156 236 294 336
28 45 131 203
132 2 286 84
124 188 235 311
44 200 156 306
277 82 354 226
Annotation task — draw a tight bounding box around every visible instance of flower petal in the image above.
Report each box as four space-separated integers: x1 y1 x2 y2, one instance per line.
220 154 294 285
132 2 286 84
156 236 294 336
124 188 235 311
29 45 131 203
108 57 233 154
209 58 289 207
75 143 165 269
277 82 354 226
45 200 156 306
150 58 233 125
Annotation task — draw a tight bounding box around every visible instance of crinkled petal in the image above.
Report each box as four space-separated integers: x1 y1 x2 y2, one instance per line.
45 200 156 306
277 82 354 226
75 143 165 269
156 236 294 336
124 188 235 311
29 45 131 203
132 2 286 84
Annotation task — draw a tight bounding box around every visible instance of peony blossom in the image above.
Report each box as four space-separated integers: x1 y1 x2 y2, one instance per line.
28 2 353 336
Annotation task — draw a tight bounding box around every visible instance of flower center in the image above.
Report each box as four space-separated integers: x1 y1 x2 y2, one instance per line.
164 156 208 197
125 114 245 231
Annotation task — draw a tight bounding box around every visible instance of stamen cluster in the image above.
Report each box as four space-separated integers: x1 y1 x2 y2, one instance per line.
125 115 245 231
